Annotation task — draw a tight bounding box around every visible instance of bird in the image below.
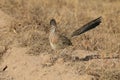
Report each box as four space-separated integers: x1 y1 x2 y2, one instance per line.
49 17 102 50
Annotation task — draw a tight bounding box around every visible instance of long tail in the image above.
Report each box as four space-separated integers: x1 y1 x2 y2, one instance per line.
71 17 102 37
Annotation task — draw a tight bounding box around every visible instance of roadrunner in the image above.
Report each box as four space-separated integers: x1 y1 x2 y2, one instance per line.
49 17 102 50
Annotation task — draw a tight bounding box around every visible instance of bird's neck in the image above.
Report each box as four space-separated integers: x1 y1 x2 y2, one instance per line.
50 25 56 33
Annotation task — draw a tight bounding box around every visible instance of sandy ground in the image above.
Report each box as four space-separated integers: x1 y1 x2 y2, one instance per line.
0 1 120 79
1 45 119 80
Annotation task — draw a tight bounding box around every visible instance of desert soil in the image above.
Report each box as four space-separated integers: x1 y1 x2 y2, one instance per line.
0 0 120 80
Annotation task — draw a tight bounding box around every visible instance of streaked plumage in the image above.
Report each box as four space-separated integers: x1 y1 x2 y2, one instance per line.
49 17 102 50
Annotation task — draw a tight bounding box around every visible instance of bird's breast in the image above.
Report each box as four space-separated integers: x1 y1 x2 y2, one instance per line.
49 33 59 50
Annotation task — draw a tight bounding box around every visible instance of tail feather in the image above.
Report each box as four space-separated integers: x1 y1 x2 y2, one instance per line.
71 17 102 37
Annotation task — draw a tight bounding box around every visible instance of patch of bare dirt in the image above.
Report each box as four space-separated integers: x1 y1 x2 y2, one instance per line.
0 0 120 80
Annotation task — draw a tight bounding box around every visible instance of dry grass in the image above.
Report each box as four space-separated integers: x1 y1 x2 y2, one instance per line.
0 0 120 55
0 0 120 80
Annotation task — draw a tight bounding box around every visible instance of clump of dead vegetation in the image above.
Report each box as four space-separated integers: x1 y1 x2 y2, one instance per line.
0 0 120 55
0 0 120 80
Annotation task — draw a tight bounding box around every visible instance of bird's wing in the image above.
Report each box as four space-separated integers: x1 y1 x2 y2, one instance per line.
59 35 72 45
71 17 102 37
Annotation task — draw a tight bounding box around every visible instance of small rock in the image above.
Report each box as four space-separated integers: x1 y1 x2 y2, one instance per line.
41 54 55 66
56 58 64 64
